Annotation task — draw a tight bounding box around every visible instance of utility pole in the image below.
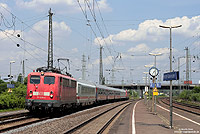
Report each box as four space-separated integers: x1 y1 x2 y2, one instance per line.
122 77 124 89
185 47 189 89
82 54 86 80
47 8 53 69
99 45 103 85
178 56 185 92
21 60 25 84
111 64 115 84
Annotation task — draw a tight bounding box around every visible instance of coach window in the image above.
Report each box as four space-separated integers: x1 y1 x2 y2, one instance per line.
44 76 55 84
30 75 40 84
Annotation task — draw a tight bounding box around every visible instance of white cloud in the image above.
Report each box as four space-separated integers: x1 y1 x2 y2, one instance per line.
25 20 71 45
32 20 71 34
193 41 200 47
94 35 115 46
128 43 150 53
92 55 113 66
151 47 169 54
16 0 112 13
72 48 78 53
97 0 112 12
94 16 200 45
0 3 10 14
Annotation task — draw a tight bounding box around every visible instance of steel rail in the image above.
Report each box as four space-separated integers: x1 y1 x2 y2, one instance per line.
63 101 132 134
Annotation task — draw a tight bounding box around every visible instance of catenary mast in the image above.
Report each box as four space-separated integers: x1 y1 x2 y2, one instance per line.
47 8 53 69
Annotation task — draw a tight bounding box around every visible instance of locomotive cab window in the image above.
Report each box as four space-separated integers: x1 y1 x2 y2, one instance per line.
30 75 40 84
44 76 55 84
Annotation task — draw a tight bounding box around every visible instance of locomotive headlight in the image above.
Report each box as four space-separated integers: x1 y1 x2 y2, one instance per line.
48 103 52 107
29 90 33 98
50 91 53 99
28 101 32 106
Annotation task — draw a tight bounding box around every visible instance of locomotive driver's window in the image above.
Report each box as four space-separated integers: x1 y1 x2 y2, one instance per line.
30 75 40 84
44 76 55 84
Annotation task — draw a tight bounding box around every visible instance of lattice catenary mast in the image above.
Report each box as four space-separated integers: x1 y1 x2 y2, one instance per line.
47 8 53 69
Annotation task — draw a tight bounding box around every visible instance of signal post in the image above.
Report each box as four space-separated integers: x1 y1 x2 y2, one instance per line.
149 67 159 114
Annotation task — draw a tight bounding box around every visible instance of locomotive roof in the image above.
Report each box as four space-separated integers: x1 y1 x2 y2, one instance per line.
28 71 76 81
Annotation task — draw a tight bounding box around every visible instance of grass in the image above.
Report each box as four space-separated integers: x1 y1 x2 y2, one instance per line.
0 108 24 113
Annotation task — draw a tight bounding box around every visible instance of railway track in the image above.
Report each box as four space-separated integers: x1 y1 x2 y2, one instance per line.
63 101 132 134
0 113 50 133
0 111 29 122
0 101 132 133
159 98 200 116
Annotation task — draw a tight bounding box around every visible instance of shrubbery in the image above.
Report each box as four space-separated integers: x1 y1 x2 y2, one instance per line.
0 81 27 110
178 86 200 102
129 90 138 98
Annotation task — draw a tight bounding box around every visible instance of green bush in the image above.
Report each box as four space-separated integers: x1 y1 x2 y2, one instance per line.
0 83 8 94
192 86 200 93
179 90 191 100
178 86 200 102
0 82 27 110
189 93 200 101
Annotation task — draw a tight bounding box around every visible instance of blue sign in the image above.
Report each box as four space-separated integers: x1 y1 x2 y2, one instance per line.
7 84 15 88
163 71 179 81
157 83 161 88
150 83 161 88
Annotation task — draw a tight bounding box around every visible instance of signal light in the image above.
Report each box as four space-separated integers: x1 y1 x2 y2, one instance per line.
50 91 53 99
41 72 44 76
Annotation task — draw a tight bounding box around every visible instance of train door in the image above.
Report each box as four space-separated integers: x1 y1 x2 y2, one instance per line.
59 77 63 100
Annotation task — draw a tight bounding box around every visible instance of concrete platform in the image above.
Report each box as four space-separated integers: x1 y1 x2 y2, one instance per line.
107 99 200 134
134 100 174 134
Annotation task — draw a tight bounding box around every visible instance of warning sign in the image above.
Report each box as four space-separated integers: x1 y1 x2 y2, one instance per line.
153 87 158 92
8 88 12 93
144 92 148 95
153 92 158 96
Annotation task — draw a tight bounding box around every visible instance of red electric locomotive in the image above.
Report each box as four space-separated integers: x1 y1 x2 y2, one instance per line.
25 68 77 112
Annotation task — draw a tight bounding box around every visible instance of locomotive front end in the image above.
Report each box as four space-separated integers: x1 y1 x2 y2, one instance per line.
25 72 60 113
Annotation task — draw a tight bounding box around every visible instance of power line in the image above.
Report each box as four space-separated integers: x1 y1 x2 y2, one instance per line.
0 4 47 39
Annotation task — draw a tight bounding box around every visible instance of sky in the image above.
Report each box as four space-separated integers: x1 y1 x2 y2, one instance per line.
0 0 200 85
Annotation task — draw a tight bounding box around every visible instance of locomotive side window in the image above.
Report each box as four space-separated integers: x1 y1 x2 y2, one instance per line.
30 75 40 84
71 80 76 88
63 78 69 87
44 76 55 84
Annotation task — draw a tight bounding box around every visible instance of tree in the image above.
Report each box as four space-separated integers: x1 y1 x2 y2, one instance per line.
17 73 22 83
0 79 5 84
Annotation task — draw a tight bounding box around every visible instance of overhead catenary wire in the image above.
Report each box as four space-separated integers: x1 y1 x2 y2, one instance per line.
0 4 47 39
1 30 46 64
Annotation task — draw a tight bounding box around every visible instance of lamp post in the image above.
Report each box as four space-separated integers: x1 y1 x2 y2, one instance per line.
149 53 162 114
9 61 15 84
149 53 162 68
159 24 182 129
143 72 148 105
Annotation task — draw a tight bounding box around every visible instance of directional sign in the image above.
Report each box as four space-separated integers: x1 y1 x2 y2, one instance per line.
7 84 15 88
163 71 179 81
150 83 161 88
